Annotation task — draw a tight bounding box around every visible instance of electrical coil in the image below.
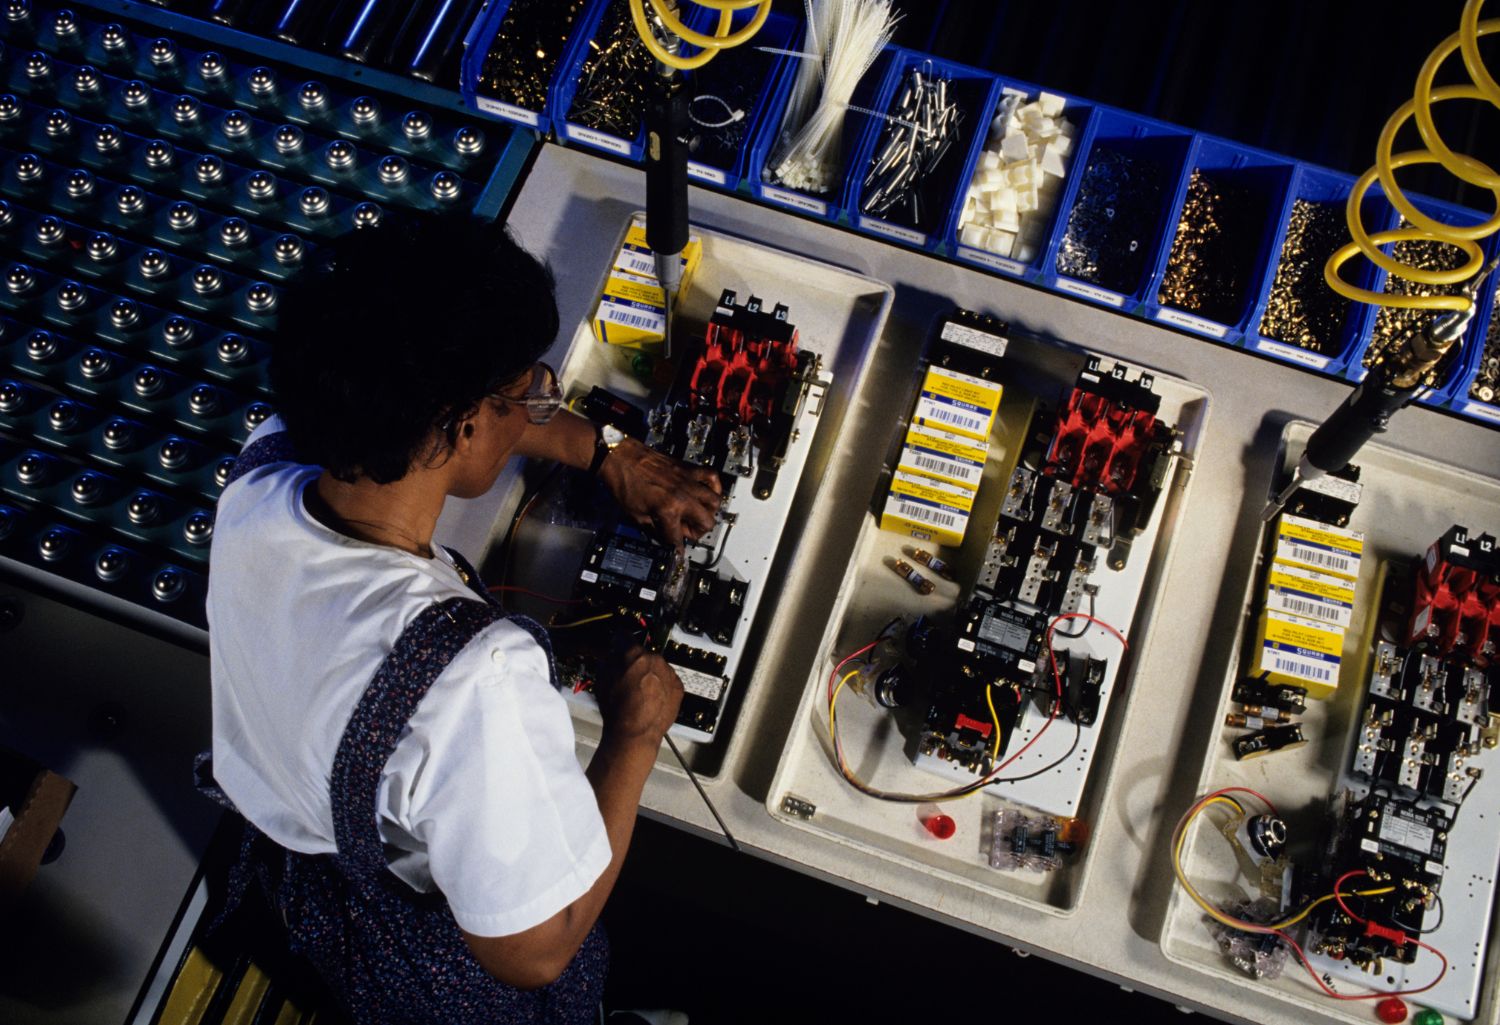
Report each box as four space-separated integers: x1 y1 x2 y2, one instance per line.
628 0 771 71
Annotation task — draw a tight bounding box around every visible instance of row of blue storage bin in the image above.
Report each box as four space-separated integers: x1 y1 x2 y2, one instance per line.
458 0 1500 427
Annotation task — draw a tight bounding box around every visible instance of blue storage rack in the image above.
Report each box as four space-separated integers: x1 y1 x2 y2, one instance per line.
460 0 598 135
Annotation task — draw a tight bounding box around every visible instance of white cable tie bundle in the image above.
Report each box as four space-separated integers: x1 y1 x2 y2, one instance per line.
767 0 899 196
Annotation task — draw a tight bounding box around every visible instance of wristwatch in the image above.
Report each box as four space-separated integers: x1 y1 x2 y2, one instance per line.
588 422 626 476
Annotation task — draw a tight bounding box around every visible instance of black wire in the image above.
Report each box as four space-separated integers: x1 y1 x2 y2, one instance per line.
988 699 1084 784
1391 893 1445 936
1052 591 1096 639
702 519 733 570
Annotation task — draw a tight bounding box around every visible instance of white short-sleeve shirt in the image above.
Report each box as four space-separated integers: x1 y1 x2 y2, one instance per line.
206 419 610 937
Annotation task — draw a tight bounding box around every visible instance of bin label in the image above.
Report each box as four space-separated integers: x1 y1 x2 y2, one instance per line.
1253 338 1330 370
687 162 727 186
566 125 632 156
1155 307 1230 339
957 246 1026 276
761 185 827 216
1055 278 1127 307
1463 400 1500 423
476 96 539 127
858 216 925 246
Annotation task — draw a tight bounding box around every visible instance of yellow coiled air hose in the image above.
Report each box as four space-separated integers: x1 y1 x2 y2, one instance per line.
1325 0 1500 325
629 0 772 71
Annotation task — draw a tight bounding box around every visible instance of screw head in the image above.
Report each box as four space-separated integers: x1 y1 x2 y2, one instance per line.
191 265 222 295
102 418 134 450
247 66 275 95
199 52 226 80
55 279 85 311
50 400 79 432
52 9 75 35
194 154 224 184
143 139 175 169
116 185 146 215
78 348 110 378
454 126 485 156
216 334 248 363
273 123 303 154
221 109 250 138
7 262 35 292
273 234 304 265
350 96 379 126
95 546 129 582
24 51 50 79
351 202 382 228
66 168 94 198
214 457 235 488
122 80 151 109
325 139 355 169
173 94 201 125
0 199 10 227
430 171 461 201
246 170 277 201
0 379 21 411
16 452 47 485
149 38 176 65
94 125 121 153
132 366 164 397
152 567 186 602
184 511 214 544
70 470 102 503
402 110 432 140
24 329 55 360
0 94 19 120
188 384 219 416
109 298 139 328
219 217 250 248
38 527 71 562
73 65 99 93
299 185 330 216
6 1 29 23
44 108 71 136
14 152 43 180
245 282 276 312
100 24 128 52
35 215 64 244
167 201 198 232
158 437 188 468
162 316 194 347
126 490 161 525
243 402 272 431
298 81 327 110
378 155 409 185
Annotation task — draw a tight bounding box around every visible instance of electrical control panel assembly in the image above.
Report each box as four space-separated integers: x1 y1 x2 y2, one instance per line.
767 310 1209 914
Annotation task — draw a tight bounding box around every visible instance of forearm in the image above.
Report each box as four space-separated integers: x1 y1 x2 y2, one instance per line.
511 409 597 470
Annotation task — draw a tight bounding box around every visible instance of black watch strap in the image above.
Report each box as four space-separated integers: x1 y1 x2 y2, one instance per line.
587 422 613 476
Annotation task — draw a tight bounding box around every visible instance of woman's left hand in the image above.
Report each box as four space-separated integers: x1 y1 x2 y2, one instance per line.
598 437 722 549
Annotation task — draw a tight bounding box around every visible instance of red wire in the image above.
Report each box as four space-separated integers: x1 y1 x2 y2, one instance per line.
827 640 879 701
1276 926 1448 1001
487 584 584 604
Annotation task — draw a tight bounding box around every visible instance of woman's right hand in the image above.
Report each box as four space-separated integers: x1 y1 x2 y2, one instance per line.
597 646 683 746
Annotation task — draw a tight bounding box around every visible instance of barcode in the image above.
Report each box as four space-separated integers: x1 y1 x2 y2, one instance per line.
897 501 958 528
606 310 661 330
912 454 960 475
1274 656 1332 682
1289 543 1354 574
618 253 655 276
928 406 987 432
1281 595 1329 620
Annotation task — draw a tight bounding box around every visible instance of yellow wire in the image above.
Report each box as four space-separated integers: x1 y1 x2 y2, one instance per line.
629 0 772 72
1171 795 1395 934
985 684 1003 765
1325 0 1500 311
551 612 617 630
827 669 861 751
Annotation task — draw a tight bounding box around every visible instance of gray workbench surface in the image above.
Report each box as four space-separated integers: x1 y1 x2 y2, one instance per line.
458 144 1500 1025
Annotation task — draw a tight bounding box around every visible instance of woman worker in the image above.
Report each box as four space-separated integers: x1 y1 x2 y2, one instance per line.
205 216 722 1024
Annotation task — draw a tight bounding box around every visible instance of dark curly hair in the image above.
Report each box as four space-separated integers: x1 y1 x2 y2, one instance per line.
269 215 558 484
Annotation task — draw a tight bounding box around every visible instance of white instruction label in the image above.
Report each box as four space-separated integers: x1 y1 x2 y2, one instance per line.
858 216 926 246
761 185 827 216
1378 812 1436 855
475 96 540 128
940 320 1008 358
1253 338 1330 370
1155 307 1231 339
957 246 1026 276
674 666 726 701
566 125 632 156
1055 277 1128 307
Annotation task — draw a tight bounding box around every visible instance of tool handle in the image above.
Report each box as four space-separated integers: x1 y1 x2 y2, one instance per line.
1303 377 1420 476
645 79 690 260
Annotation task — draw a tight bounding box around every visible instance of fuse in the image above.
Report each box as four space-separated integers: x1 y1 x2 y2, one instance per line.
890 558 934 596
907 546 956 580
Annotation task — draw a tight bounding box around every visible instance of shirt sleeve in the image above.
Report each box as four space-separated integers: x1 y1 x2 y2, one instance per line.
380 617 612 937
